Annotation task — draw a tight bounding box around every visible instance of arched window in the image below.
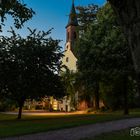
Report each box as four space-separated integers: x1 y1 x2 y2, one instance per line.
66 57 69 62
66 45 69 50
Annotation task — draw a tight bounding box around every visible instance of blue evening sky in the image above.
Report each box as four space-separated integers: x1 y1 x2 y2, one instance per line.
1 0 106 48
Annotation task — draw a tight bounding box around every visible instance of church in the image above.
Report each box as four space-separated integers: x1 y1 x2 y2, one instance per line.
61 0 90 111
62 0 78 72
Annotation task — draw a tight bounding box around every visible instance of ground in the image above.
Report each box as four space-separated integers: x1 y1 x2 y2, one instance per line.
1 118 140 140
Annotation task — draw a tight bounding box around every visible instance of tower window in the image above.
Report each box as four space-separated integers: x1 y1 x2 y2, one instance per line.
67 32 69 41
66 45 69 50
66 57 69 62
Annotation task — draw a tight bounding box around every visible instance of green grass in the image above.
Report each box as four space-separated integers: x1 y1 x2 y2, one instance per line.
0 110 140 138
82 128 140 140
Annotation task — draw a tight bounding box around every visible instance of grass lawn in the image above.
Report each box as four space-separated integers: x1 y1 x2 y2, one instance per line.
82 128 140 140
0 109 140 138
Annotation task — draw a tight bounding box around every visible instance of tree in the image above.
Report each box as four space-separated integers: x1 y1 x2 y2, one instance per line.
61 69 77 109
75 3 134 114
0 0 35 30
74 4 103 110
73 4 100 109
108 0 140 98
97 3 134 114
0 28 64 119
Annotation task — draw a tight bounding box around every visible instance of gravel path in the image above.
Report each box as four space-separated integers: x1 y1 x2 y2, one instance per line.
1 118 140 140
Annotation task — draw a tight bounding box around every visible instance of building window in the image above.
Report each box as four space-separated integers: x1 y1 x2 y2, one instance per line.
66 57 69 62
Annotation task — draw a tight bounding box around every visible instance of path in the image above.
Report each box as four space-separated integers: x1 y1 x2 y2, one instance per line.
3 111 86 116
1 118 140 140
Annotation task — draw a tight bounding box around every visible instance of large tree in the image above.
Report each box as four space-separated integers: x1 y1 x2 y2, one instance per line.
108 0 140 96
0 28 64 119
76 3 133 114
73 4 99 109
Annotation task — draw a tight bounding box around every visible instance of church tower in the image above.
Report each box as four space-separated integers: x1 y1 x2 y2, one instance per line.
62 0 78 72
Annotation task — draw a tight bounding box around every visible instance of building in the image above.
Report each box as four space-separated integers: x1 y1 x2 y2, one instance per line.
58 0 79 112
62 0 78 72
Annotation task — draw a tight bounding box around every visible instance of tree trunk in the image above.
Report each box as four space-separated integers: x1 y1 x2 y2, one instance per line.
94 82 100 110
123 75 129 115
17 100 24 119
108 0 140 96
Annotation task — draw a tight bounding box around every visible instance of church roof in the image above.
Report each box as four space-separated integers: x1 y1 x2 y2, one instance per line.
66 0 78 28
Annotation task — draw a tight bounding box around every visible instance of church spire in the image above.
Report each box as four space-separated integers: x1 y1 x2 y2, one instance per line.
61 0 78 73
66 0 78 28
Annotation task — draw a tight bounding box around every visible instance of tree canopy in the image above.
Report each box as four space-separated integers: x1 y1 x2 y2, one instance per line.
76 4 98 32
108 0 140 97
0 0 35 30
0 28 64 119
75 3 134 113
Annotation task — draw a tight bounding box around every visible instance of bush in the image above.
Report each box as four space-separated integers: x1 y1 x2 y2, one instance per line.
0 99 17 111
